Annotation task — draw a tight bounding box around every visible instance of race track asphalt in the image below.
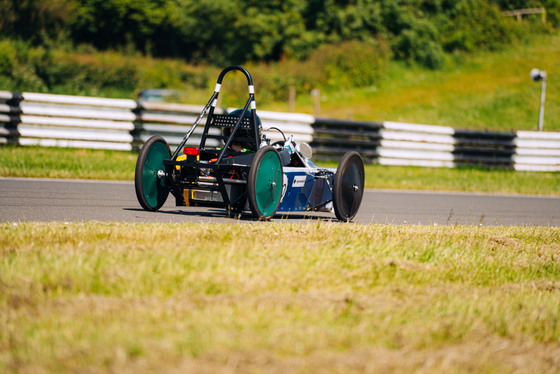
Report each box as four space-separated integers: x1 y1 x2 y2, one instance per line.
1 177 558 226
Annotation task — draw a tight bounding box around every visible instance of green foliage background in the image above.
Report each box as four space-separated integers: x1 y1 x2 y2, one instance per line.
1 0 558 65
0 0 558 109
0 0 560 62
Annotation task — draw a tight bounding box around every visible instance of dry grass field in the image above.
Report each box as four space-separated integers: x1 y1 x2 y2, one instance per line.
1 222 559 373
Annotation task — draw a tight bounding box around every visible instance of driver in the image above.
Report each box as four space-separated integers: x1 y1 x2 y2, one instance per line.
223 109 262 152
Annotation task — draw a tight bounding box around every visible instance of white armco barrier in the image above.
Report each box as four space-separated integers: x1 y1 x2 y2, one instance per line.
249 109 315 144
0 92 316 151
1 90 559 172
0 92 136 150
379 122 456 168
514 132 560 172
22 92 137 109
138 102 221 147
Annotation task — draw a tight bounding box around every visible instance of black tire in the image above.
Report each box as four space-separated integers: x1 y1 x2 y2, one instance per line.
247 145 283 220
135 136 171 211
333 151 365 222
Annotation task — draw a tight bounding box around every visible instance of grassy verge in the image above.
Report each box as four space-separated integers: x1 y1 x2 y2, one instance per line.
1 146 559 195
2 32 559 133
363 164 560 196
263 32 560 132
1 222 559 373
174 32 560 132
0 146 137 181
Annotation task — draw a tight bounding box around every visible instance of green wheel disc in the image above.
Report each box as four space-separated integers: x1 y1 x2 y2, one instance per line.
135 136 171 211
248 146 283 220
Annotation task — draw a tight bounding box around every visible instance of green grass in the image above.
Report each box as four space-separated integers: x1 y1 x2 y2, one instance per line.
2 146 559 195
1 222 559 373
363 164 560 195
4 32 559 133
261 32 560 132
0 146 137 181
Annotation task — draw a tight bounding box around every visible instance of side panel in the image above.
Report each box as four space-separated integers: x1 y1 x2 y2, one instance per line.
307 176 334 210
277 169 315 211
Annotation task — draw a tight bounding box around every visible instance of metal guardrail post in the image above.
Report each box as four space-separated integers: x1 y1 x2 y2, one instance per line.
538 73 547 132
530 68 547 132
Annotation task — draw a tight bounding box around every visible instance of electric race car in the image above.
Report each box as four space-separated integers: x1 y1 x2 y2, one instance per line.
135 65 365 221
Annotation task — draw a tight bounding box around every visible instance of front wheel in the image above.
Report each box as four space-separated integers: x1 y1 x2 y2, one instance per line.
247 145 283 220
333 151 365 222
135 136 171 211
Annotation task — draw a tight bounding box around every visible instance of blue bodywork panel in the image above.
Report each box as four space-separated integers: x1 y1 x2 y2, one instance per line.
277 167 334 212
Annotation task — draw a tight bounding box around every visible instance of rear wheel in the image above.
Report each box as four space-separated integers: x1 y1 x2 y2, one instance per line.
333 151 365 222
135 136 171 211
247 145 283 220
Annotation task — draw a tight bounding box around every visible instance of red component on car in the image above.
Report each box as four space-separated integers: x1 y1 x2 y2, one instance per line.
184 147 200 156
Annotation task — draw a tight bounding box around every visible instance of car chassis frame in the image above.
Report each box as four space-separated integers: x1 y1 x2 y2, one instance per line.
135 65 365 221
